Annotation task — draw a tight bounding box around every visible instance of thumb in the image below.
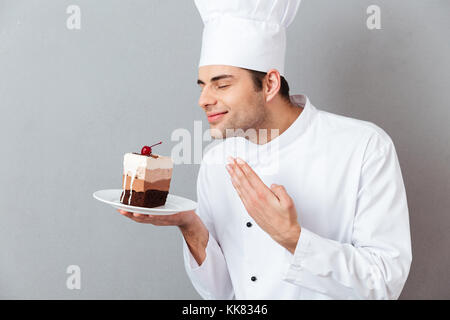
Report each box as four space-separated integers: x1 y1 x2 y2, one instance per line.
270 184 292 206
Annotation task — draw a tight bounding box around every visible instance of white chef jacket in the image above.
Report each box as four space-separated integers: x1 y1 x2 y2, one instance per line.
181 94 412 300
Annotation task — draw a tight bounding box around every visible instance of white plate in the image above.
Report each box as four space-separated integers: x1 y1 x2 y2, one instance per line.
93 189 197 215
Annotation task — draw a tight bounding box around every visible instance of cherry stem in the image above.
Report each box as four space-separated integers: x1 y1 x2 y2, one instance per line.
150 141 162 148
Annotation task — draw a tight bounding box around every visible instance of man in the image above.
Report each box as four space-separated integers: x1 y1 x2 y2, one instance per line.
119 0 412 299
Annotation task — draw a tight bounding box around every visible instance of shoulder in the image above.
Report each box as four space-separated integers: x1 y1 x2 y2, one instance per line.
314 108 396 156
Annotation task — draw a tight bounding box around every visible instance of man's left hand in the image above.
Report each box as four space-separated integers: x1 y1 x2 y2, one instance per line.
225 156 301 254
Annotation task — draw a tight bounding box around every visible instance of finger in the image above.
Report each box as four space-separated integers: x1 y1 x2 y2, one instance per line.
118 209 154 223
226 162 242 193
145 214 179 225
226 159 262 216
135 213 183 226
118 209 133 218
270 183 294 208
228 157 254 192
235 157 275 200
226 164 252 209
226 159 253 202
235 157 268 189
129 214 163 224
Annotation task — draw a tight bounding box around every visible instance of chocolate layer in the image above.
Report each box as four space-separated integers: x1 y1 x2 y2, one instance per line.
120 189 168 208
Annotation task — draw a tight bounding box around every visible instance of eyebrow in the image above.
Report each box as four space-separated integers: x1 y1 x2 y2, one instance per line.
197 74 235 85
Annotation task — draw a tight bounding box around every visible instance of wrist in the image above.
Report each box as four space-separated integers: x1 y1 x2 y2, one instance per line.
179 213 202 235
178 214 209 246
277 224 301 254
178 215 209 266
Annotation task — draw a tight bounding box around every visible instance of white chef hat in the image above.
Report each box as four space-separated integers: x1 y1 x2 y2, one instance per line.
194 0 301 77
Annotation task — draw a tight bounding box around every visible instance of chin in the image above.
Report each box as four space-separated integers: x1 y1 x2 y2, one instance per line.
208 125 226 140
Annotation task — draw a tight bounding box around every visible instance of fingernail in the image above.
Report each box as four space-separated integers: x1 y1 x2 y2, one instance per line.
226 164 232 171
227 156 234 164
236 157 245 164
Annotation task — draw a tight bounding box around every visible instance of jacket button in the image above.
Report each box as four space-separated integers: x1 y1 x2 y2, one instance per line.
251 276 257 281
246 222 252 227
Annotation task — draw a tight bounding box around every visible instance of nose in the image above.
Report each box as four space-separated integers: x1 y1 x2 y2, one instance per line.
198 85 217 110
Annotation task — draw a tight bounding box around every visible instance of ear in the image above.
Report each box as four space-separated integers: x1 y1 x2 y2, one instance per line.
263 69 282 103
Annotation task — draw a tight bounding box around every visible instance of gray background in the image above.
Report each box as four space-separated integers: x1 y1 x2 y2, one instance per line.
0 0 448 299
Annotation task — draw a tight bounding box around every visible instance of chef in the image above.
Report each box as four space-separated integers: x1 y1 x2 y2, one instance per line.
119 0 412 299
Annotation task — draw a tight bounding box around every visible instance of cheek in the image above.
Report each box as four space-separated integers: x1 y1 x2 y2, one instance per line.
224 90 258 115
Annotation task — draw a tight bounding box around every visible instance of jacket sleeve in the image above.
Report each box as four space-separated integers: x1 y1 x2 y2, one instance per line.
182 160 234 299
282 133 412 299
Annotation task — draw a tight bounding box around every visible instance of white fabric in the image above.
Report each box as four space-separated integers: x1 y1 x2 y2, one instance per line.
194 0 302 76
182 94 412 299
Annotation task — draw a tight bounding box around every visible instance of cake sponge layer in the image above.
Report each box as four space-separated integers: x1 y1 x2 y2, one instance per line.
121 174 171 192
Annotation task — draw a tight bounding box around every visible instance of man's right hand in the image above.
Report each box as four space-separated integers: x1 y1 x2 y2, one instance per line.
117 209 209 266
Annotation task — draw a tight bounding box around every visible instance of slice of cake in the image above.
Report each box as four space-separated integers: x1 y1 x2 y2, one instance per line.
120 142 173 208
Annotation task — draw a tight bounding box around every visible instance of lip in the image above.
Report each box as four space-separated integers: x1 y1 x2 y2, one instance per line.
207 111 228 123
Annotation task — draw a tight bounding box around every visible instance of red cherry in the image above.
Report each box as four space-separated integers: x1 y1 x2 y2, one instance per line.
141 146 151 155
141 141 162 156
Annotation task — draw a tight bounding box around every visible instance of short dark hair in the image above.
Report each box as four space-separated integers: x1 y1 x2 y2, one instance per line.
245 68 290 102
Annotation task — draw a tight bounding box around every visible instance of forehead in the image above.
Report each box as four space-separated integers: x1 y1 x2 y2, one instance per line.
198 65 246 82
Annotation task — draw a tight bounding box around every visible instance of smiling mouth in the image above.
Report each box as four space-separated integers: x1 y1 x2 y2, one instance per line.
207 111 228 123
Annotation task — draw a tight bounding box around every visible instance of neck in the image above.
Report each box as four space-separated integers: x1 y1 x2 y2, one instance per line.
249 95 303 145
